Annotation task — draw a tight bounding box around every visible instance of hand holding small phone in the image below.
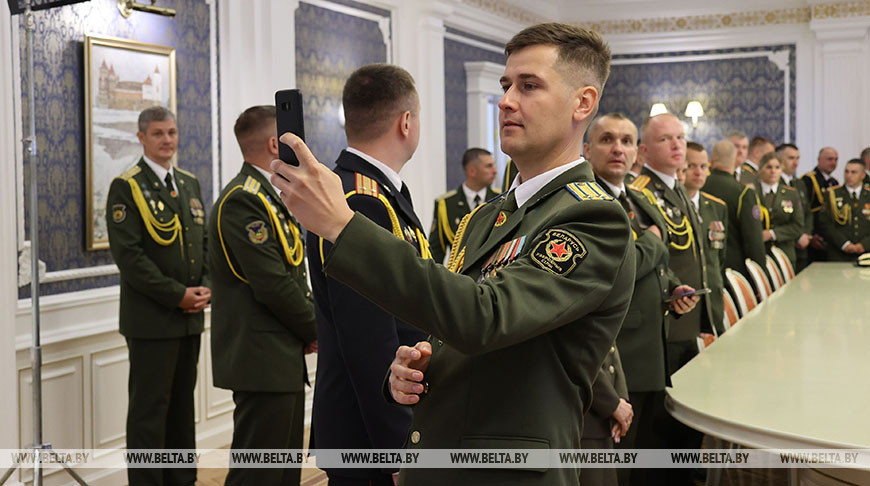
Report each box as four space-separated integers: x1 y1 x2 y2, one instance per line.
275 89 305 166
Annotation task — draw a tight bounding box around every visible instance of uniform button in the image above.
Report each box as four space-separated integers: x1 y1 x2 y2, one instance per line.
422 381 429 395
664 310 670 316
437 339 443 346
185 227 190 231
305 292 311 298
410 431 421 444
190 259 195 264
608 365 615 374
188 243 193 247
610 346 615 354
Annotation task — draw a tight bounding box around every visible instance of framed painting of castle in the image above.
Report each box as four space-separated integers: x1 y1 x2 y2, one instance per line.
84 34 176 250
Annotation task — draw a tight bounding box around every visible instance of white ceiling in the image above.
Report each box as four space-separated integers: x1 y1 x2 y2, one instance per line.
498 0 812 23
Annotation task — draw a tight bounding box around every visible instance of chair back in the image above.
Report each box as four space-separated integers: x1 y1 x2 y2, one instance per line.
770 246 795 282
765 255 784 291
723 289 740 328
725 268 758 317
745 258 773 301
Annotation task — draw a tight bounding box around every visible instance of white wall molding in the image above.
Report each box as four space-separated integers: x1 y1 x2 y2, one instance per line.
444 1 524 45
208 0 221 199
217 0 300 187
1 0 22 458
465 61 504 150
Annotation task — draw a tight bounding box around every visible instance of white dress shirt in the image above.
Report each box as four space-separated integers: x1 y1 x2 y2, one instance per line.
346 146 404 192
462 183 488 209
509 159 584 208
143 155 175 188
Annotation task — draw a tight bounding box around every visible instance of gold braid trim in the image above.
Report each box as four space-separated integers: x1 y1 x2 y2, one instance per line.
828 188 851 225
258 192 304 267
446 203 487 273
217 186 247 282
127 178 183 249
437 198 454 248
640 187 694 250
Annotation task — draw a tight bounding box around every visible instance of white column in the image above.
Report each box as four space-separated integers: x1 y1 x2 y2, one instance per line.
465 61 504 148
392 0 453 231
810 16 870 181
218 0 299 186
1 0 22 462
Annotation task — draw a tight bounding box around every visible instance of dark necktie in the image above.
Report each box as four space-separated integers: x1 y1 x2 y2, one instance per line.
851 191 858 203
164 172 176 196
502 190 517 213
764 190 776 208
473 194 482 209
617 191 643 235
400 183 414 209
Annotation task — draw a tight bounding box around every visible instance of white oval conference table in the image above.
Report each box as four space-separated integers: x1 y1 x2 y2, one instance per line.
665 263 870 485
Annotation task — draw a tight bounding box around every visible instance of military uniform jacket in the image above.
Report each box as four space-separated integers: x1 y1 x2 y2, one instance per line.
818 184 870 261
702 169 767 279
756 182 805 266
582 346 628 440
428 184 498 263
106 158 208 339
802 167 840 215
501 159 518 193
696 192 728 335
783 176 814 237
308 150 428 476
739 161 760 187
208 163 316 392
633 169 716 341
598 176 675 392
323 161 636 486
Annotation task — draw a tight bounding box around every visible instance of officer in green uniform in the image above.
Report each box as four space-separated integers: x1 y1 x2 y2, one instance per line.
777 143 813 272
755 152 805 269
683 142 728 336
429 148 499 263
208 106 317 486
581 347 629 486
801 147 840 263
818 159 870 261
106 106 209 486
738 136 774 188
585 113 698 486
272 23 635 486
500 159 518 193
702 140 767 280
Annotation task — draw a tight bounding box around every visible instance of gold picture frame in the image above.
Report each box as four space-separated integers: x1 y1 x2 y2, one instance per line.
84 34 176 250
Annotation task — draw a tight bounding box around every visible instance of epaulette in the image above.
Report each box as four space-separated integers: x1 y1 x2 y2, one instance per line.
782 185 796 191
354 173 380 197
800 170 817 179
565 181 612 201
175 167 196 178
629 174 651 191
242 175 262 194
830 185 842 191
120 165 141 181
700 191 726 206
435 189 457 201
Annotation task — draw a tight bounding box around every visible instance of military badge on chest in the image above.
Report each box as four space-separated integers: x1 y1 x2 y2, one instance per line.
781 200 794 214
863 203 870 220
403 225 419 245
190 197 205 225
477 236 527 283
530 229 587 277
707 220 725 249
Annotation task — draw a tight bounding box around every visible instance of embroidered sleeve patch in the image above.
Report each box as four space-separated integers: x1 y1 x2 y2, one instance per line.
246 220 269 244
112 204 126 223
530 229 587 276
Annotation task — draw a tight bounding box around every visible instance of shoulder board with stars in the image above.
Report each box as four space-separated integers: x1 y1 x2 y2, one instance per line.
436 189 457 201
242 175 262 194
629 175 651 191
700 191 726 206
175 167 196 179
120 165 141 181
354 173 380 197
564 182 613 202
782 185 796 192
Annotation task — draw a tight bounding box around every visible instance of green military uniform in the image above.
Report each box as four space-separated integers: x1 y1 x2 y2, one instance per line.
818 184 870 262
756 182 805 268
428 185 498 263
624 171 639 185
702 169 766 279
783 175 813 272
501 159 518 193
738 161 760 187
581 346 627 486
696 192 728 335
106 157 208 486
208 163 317 486
324 162 635 485
801 168 840 263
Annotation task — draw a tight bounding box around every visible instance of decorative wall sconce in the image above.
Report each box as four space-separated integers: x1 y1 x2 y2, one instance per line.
685 101 704 127
117 0 176 18
649 103 668 117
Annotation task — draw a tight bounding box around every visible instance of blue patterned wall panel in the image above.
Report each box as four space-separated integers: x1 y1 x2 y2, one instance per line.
18 0 212 298
443 36 505 190
599 45 796 151
295 2 387 167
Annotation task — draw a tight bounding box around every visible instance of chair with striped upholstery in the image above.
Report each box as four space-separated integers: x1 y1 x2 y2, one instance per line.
745 258 773 301
725 268 758 317
723 289 740 328
765 255 785 291
770 246 795 282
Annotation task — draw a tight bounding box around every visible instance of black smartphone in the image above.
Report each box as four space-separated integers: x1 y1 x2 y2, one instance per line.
665 287 712 302
275 89 305 166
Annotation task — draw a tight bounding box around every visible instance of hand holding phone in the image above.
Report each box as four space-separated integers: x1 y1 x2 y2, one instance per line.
665 287 711 303
275 89 305 166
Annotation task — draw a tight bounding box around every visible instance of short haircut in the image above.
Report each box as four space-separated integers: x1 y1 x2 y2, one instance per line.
138 106 176 133
758 151 782 170
686 141 705 153
639 113 679 140
710 140 737 169
727 130 748 140
749 136 774 154
462 148 491 169
588 112 635 138
504 22 611 91
860 147 870 160
234 105 276 156
342 64 418 142
846 158 864 168
818 147 836 158
776 143 798 152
